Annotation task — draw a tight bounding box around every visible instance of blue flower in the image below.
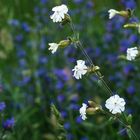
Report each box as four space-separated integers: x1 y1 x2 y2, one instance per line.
127 85 135 95
8 19 19 26
121 0 136 9
2 117 15 130
40 0 48 4
73 0 83 4
60 111 67 118
64 122 71 130
123 64 135 75
0 102 6 112
67 133 74 140
15 34 23 42
21 22 30 32
76 116 83 124
81 137 89 140
57 94 65 102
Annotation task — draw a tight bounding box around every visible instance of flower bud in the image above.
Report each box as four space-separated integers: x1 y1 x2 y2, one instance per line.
86 106 101 115
123 23 139 28
118 9 133 18
86 101 102 115
59 39 71 48
87 65 100 73
88 101 97 107
61 14 71 26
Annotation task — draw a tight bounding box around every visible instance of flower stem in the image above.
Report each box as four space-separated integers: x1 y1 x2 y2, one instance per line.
69 21 113 96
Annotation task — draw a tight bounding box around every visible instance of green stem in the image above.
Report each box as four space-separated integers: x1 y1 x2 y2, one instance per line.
69 21 113 96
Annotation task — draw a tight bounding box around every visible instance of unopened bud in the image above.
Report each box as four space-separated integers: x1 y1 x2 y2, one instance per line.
61 14 71 26
88 101 97 107
124 23 140 34
86 107 101 115
59 39 71 48
123 23 139 28
118 9 133 18
87 65 100 73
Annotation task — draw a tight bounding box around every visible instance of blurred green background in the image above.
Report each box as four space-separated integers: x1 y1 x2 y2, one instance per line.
0 0 140 140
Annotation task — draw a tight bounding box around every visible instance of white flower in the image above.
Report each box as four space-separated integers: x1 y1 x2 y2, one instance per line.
105 94 126 114
108 9 119 19
126 47 138 61
79 103 87 120
50 4 68 23
72 60 88 79
48 43 59 54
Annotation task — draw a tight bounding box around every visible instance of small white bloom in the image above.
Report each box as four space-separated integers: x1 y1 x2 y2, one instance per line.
50 4 68 23
108 9 119 19
79 103 87 120
48 43 59 54
72 60 88 79
105 94 126 114
126 47 138 61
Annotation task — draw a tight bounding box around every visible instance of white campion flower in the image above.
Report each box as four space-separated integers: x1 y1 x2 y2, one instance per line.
48 43 59 54
126 47 138 61
79 103 87 120
72 60 88 79
50 4 68 23
108 9 119 19
105 94 126 114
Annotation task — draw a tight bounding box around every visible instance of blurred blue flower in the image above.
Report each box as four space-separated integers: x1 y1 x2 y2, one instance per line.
103 33 113 43
8 19 19 26
129 34 138 44
64 122 71 130
17 49 26 58
121 0 136 9
119 39 131 52
123 64 135 75
69 103 79 110
2 117 15 130
86 1 94 8
34 6 40 14
73 0 83 4
39 56 48 64
76 116 83 124
118 128 127 136
127 85 135 95
19 59 26 67
106 22 113 32
40 0 48 4
35 68 46 77
21 22 30 32
0 102 6 112
54 69 69 81
40 37 46 50
61 111 67 118
57 94 65 102
15 34 23 42
81 137 89 140
70 94 79 103
55 81 64 89
67 133 74 140
129 17 139 23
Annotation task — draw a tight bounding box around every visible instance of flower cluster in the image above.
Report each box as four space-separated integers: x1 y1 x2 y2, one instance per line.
49 3 140 139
